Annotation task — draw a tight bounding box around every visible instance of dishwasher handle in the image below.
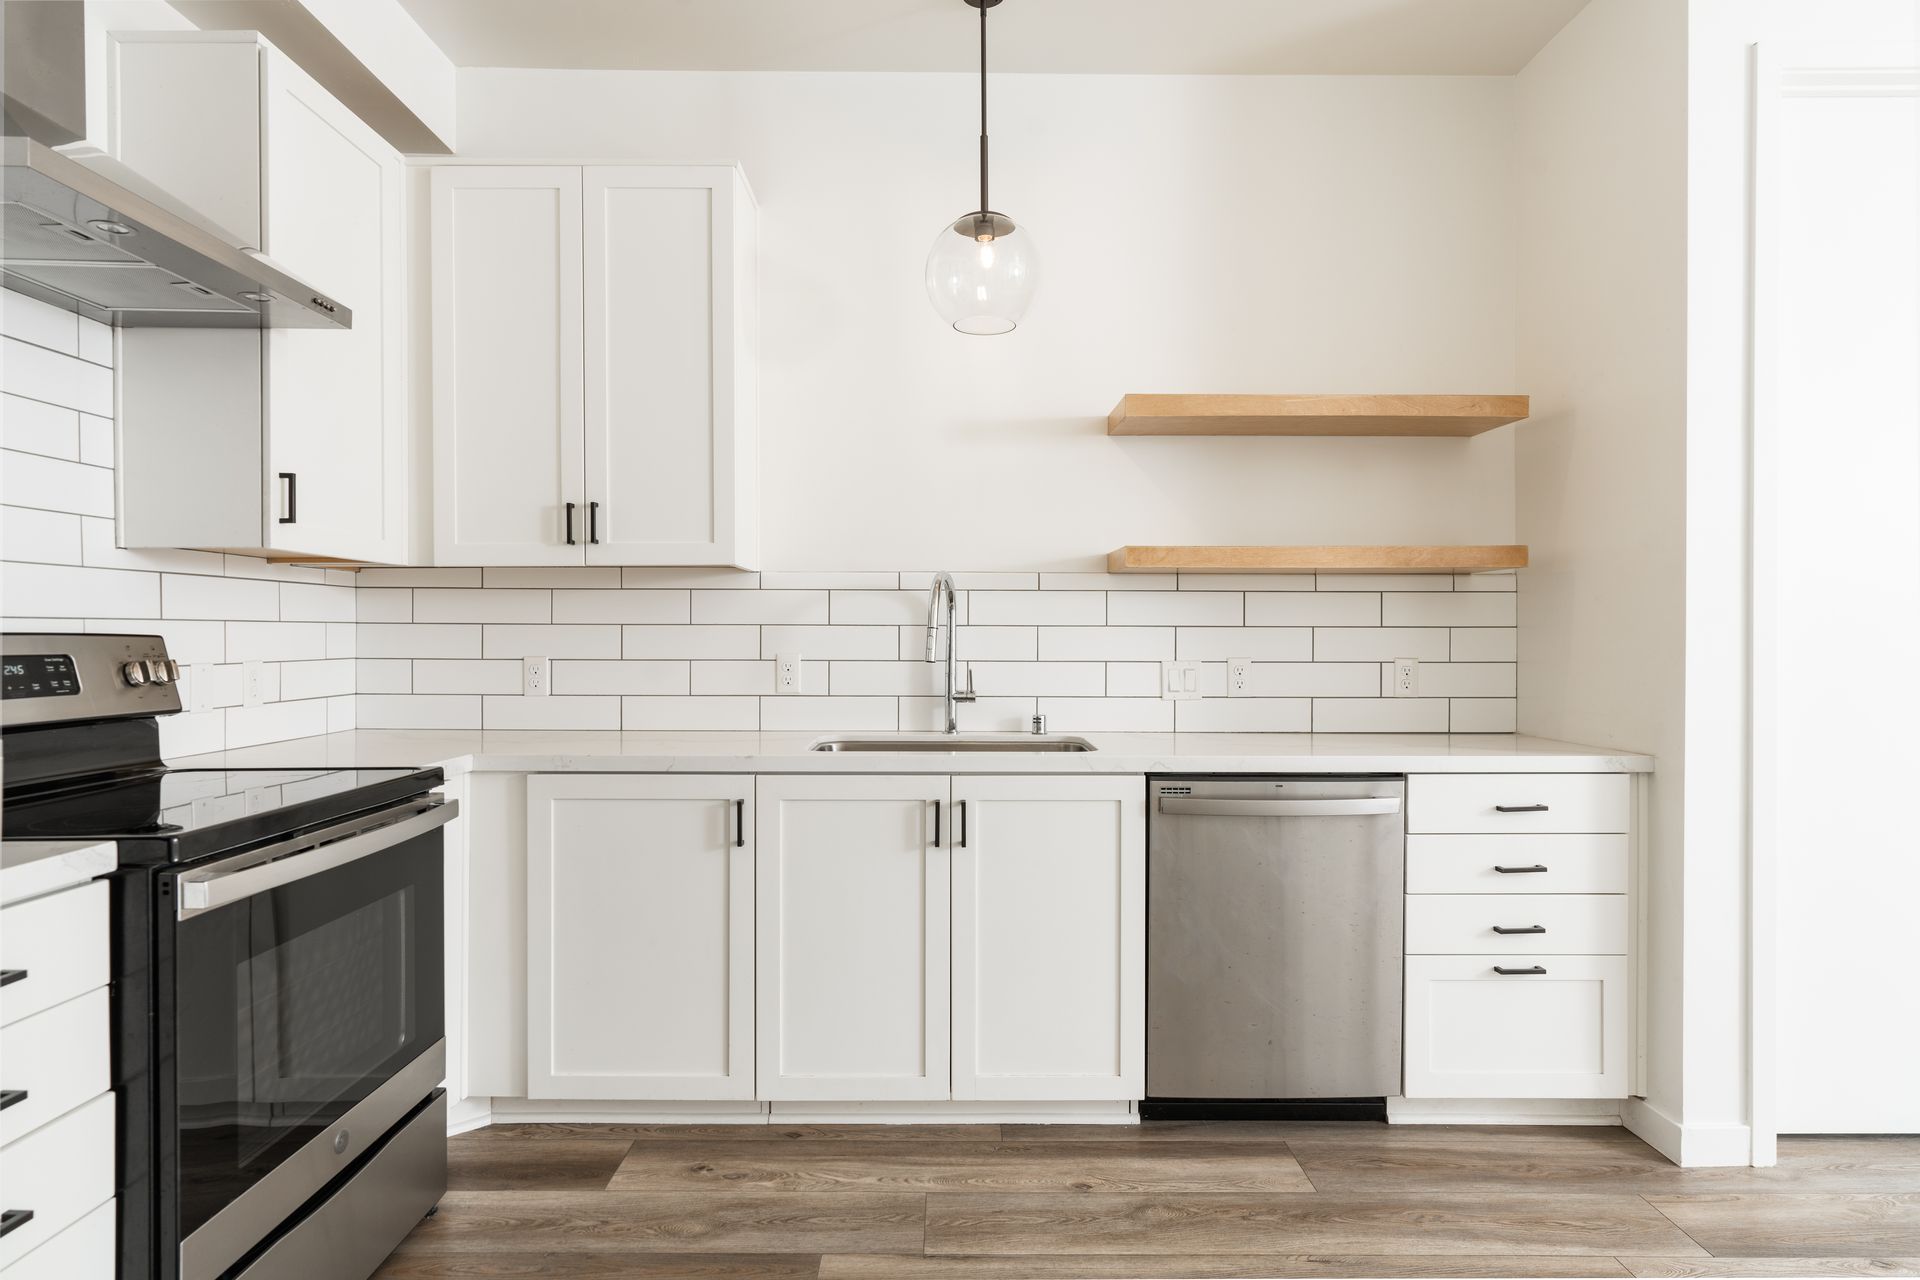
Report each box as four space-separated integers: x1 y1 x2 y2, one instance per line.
1156 796 1401 818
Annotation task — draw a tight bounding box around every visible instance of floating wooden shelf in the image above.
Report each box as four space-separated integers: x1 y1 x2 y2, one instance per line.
1107 394 1530 437
1108 545 1530 574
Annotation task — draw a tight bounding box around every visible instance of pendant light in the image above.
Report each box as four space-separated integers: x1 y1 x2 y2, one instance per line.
925 0 1038 335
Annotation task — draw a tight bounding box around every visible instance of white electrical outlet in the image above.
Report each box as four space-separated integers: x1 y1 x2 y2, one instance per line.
185 664 209 714
523 656 550 697
1161 659 1202 700
1227 657 1253 697
1392 658 1420 698
776 654 802 693
242 660 265 708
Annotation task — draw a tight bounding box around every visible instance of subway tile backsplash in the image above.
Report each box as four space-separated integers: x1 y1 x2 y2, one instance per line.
1 292 358 757
346 570 1516 733
1 291 1518 740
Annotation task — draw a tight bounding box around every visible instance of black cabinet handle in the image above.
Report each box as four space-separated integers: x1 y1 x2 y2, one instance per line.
0 1209 32 1239
277 472 297 524
1494 864 1550 874
564 502 577 546
932 800 941 848
1492 924 1547 935
589 501 600 545
0 970 24 988
1493 965 1548 975
957 800 967 848
734 798 745 848
1494 803 1549 813
0 1090 25 1112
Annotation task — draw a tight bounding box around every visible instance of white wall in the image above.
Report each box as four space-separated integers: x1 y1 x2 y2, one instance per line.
1512 0 1693 1154
450 70 1522 570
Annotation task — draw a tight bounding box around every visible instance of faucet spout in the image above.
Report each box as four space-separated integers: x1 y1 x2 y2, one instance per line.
924 572 974 733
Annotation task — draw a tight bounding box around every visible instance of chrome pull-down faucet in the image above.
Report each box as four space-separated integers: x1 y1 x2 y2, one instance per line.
925 572 976 734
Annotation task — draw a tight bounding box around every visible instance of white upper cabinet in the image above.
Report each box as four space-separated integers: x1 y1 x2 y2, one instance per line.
111 33 408 564
431 164 759 568
951 776 1146 1101
431 168 586 566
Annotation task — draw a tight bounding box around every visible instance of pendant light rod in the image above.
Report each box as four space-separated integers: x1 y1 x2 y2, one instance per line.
978 0 989 215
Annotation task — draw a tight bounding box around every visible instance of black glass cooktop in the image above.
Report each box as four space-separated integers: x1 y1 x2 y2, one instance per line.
1 766 438 861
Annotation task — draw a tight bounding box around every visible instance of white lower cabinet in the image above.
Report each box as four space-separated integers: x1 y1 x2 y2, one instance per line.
1403 955 1629 1099
755 775 951 1101
951 776 1145 1101
526 775 754 1099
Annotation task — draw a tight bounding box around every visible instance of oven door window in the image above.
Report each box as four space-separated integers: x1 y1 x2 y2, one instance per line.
172 830 443 1240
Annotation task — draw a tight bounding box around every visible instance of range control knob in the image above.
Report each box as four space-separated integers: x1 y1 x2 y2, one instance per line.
148 661 174 685
121 660 151 686
164 659 183 682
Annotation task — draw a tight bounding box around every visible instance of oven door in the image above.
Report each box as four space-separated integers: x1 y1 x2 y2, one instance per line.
166 797 454 1280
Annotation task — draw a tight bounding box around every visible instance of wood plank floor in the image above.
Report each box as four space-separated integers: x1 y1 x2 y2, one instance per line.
376 1123 1920 1279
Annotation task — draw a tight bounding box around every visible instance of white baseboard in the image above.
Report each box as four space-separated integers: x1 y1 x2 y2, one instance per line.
1388 1097 1624 1126
447 1096 493 1134
772 1100 1136 1125
1622 1097 1753 1167
449 1097 1137 1131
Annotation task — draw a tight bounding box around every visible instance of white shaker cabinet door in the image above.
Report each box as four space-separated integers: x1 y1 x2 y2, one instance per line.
526 774 754 1099
583 167 757 568
950 776 1145 1101
431 167 587 566
261 52 407 563
1403 954 1629 1099
755 775 950 1101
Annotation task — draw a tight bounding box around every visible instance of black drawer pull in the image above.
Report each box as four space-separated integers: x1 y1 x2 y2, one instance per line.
277 472 297 524
1494 965 1548 976
0 970 23 988
1494 864 1549 874
1494 803 1550 813
564 502 577 546
1492 924 1547 935
0 1090 25 1112
734 798 745 848
589 500 600 545
0 1209 32 1239
932 800 941 848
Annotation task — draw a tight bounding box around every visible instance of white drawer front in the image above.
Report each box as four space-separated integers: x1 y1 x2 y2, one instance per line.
1406 894 1628 955
0 1092 114 1269
0 883 109 1028
1409 774 1630 834
0 1198 113 1280
1404 954 1628 1099
1407 835 1629 895
0 990 110 1147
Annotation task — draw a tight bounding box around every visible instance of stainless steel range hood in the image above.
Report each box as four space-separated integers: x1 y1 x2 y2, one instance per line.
0 2 349 329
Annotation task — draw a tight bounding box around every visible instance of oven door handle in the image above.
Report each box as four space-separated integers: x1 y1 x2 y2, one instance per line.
176 798 458 920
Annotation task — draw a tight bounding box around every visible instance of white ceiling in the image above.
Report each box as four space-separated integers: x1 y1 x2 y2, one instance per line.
396 0 1593 76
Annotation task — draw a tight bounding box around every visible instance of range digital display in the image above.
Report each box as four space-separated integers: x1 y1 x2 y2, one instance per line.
2 654 81 699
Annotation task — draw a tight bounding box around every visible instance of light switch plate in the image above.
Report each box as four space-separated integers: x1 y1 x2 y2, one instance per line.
242 660 265 708
523 656 550 697
1161 659 1202 700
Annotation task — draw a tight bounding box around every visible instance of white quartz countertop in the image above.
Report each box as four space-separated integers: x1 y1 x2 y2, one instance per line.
1 839 117 906
170 730 1654 776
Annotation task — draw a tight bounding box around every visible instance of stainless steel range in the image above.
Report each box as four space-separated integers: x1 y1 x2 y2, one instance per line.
0 633 455 1280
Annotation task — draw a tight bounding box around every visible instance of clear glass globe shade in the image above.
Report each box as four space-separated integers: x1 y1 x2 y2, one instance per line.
925 212 1038 335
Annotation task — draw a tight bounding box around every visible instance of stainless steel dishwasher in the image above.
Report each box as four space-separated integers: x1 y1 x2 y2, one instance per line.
1146 776 1405 1118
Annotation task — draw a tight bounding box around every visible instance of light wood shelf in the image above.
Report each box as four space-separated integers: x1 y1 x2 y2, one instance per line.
1107 394 1530 437
1107 545 1530 575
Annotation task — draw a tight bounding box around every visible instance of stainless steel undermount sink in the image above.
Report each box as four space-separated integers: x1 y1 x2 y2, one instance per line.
810 735 1097 753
